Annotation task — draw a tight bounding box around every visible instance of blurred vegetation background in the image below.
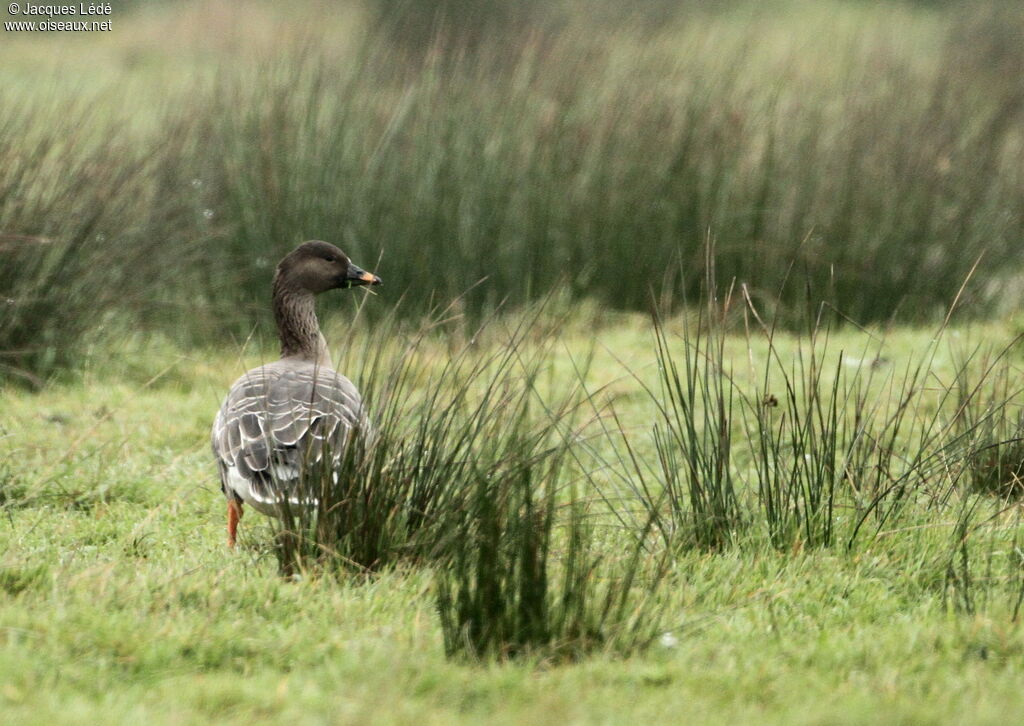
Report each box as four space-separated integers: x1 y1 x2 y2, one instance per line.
1 0 1023 384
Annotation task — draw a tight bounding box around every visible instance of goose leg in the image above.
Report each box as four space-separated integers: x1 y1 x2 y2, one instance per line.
227 499 244 547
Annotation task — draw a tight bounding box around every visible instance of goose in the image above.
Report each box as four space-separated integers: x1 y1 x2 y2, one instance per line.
211 241 382 547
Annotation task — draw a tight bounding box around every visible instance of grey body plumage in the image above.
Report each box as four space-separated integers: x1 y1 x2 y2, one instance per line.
212 359 364 515
210 241 381 543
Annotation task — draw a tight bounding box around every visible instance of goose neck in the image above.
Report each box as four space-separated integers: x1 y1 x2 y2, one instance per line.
272 282 331 367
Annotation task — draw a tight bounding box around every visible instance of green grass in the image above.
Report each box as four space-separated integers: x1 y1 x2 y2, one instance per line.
5 315 1024 723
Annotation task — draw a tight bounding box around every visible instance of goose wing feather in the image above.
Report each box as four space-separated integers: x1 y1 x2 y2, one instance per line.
211 360 363 510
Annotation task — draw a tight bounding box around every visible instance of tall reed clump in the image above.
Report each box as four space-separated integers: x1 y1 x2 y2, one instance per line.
742 315 942 550
268 306 571 575
921 340 1024 618
267 305 576 575
589 268 1006 555
436 473 666 662
739 299 1006 550
582 274 741 552
266 304 667 660
160 2 1024 341
0 95 176 386
949 343 1024 499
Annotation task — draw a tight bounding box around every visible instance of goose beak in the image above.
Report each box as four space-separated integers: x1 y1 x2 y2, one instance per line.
345 265 382 288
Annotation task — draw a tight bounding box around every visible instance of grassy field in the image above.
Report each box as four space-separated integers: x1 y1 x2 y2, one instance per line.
4 0 1024 723
5 309 1024 723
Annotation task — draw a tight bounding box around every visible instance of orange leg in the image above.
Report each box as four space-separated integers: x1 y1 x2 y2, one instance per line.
227 499 244 548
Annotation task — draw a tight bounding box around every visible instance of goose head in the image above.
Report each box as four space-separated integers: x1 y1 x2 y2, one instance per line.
275 240 382 294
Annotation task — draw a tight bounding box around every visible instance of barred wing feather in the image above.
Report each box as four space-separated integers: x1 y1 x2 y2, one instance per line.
212 360 364 514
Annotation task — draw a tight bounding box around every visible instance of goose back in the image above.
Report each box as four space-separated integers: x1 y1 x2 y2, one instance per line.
212 358 364 515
